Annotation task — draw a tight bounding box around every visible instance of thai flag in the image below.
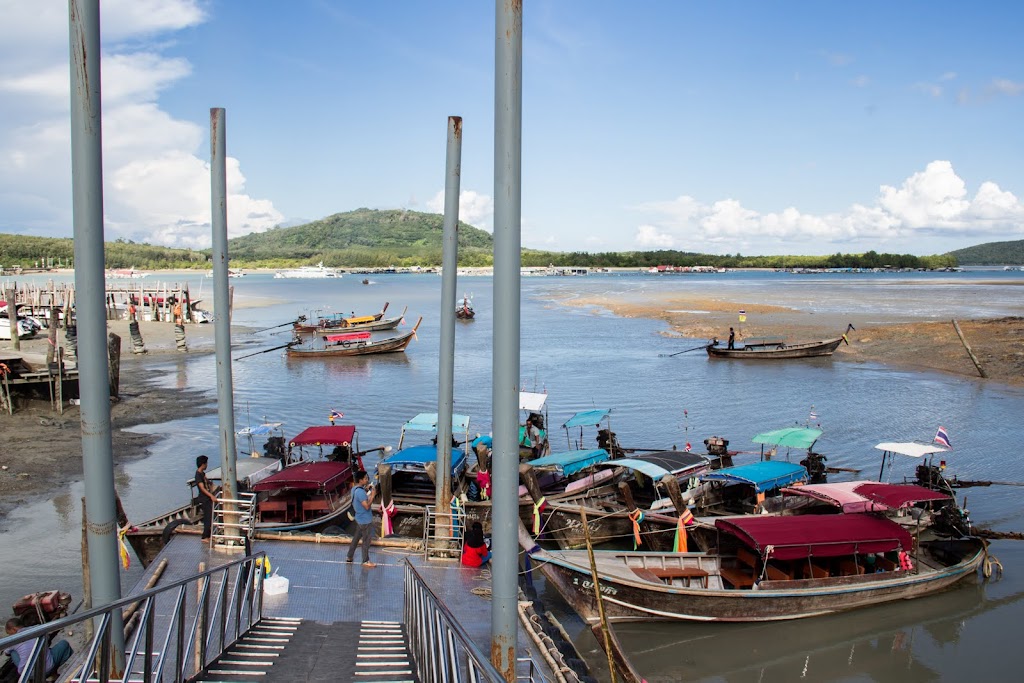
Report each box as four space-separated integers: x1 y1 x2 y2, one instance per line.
809 409 818 422
934 426 952 449
330 409 344 420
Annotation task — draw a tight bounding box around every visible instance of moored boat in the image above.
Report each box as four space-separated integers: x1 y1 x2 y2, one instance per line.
706 324 855 359
293 303 406 333
523 513 986 623
286 317 422 358
456 294 475 320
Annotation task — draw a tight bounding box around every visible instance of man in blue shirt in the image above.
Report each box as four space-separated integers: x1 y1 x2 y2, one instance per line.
346 470 377 568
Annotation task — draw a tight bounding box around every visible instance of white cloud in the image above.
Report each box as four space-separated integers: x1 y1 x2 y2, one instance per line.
426 189 494 232
913 82 943 98
0 0 280 249
851 75 870 88
634 225 674 248
940 72 957 82
989 78 1024 96
635 161 1024 254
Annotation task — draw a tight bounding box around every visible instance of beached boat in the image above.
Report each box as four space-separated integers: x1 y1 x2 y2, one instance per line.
522 513 986 623
286 318 422 358
456 294 475 320
273 261 342 279
106 267 149 279
293 304 406 333
706 324 855 359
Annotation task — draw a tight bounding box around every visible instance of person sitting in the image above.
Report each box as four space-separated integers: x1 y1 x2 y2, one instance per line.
4 616 73 678
461 521 491 568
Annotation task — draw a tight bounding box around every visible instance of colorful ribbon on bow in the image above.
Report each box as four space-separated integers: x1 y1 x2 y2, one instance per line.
532 496 547 535
628 509 645 548
380 500 395 537
477 470 491 500
117 526 131 569
673 507 695 553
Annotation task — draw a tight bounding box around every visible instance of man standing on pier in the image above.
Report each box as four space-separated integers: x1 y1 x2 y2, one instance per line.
195 455 216 544
347 470 377 568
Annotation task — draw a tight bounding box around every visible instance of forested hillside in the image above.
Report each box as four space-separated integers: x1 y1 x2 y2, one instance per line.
227 208 495 267
947 239 1024 265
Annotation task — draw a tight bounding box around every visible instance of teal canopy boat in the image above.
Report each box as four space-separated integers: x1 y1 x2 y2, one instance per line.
752 427 822 450
702 461 809 493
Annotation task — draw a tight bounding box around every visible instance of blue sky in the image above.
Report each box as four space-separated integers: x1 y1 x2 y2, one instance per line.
1 1 1022 256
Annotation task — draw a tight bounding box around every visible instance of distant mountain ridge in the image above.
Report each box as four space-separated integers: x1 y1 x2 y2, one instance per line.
947 239 1024 265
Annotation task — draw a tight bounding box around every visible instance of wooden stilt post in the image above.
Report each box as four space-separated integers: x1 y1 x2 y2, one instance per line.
952 319 987 378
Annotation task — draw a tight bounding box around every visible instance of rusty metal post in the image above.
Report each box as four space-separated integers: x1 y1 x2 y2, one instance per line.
434 116 463 550
210 108 241 545
491 0 523 678
68 0 125 672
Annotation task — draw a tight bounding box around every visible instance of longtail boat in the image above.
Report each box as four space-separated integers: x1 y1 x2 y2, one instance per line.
521 513 986 623
125 424 376 567
706 324 855 359
293 303 407 333
286 317 422 358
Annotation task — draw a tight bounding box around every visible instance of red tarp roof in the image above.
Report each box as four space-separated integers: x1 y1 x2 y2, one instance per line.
290 425 356 447
853 483 950 509
250 461 352 492
325 332 372 342
715 514 913 561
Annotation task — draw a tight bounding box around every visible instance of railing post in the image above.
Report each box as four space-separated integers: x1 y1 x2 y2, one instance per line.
175 585 187 683
144 601 154 683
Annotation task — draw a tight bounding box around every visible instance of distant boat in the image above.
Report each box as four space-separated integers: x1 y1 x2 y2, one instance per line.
706 324 854 360
106 267 149 279
206 268 245 278
456 294 475 320
273 262 342 279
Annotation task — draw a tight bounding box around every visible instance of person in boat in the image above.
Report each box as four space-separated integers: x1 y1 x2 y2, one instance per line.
728 327 735 350
528 416 544 458
347 470 377 568
194 455 216 545
5 616 73 678
461 522 491 568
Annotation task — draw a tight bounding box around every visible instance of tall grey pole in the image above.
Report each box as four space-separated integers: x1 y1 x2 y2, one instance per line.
68 0 125 670
491 1 522 678
210 108 239 539
434 116 463 544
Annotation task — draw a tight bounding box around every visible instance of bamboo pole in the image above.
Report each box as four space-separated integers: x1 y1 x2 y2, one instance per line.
580 506 617 683
952 319 987 378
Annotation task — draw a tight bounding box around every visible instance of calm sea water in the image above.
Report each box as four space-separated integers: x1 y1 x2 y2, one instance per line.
2 268 1023 681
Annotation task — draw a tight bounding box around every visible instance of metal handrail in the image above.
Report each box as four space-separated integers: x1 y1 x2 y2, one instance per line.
0 552 266 683
404 560 508 683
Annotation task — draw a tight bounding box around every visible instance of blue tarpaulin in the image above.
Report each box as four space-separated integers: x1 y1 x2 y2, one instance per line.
402 413 471 433
702 461 808 492
562 409 611 429
527 449 610 476
382 444 467 477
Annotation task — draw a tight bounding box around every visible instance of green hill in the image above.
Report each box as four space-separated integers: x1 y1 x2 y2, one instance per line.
947 239 1024 266
227 208 494 267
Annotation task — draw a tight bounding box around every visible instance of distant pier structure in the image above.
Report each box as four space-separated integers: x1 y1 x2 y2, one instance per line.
1 278 225 324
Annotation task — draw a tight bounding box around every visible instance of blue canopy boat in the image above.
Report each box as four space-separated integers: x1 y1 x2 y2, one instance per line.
697 460 810 515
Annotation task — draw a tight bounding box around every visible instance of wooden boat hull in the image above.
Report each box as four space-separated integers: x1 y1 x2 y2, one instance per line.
295 315 403 334
126 495 355 568
706 336 844 359
526 531 985 623
287 330 415 357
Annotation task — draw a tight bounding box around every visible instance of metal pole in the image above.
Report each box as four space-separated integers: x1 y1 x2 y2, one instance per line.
210 108 240 541
434 116 463 546
491 0 522 678
68 0 125 671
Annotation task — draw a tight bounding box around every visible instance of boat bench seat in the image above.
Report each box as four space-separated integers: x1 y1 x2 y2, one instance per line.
838 559 866 576
736 547 758 569
809 561 830 579
259 499 291 522
302 497 332 521
719 567 755 589
631 567 709 587
764 563 792 582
